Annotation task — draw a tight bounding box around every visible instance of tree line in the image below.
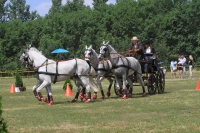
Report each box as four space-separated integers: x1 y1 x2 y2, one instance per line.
0 0 200 71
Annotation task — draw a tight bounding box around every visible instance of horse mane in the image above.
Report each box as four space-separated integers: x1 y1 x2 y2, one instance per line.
29 47 42 55
102 41 117 53
90 47 98 57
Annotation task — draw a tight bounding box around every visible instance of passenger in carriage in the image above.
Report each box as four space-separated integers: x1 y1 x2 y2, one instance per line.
128 36 144 60
143 40 156 78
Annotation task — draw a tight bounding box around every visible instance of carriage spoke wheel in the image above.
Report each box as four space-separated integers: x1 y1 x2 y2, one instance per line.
147 73 156 95
157 69 165 94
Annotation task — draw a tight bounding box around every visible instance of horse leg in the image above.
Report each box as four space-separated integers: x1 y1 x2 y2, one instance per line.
45 84 54 105
127 77 133 98
122 75 127 99
80 76 91 103
106 77 113 97
71 78 81 102
36 80 49 102
97 76 105 99
115 76 123 97
136 72 146 97
32 80 42 99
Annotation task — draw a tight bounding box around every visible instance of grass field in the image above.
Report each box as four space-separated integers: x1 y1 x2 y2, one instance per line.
1 72 200 133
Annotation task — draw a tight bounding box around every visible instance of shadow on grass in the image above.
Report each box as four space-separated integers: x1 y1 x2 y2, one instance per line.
107 91 171 99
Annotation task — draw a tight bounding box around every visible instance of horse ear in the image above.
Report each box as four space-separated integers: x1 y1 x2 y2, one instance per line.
89 45 92 48
106 41 109 44
103 41 105 44
85 45 88 49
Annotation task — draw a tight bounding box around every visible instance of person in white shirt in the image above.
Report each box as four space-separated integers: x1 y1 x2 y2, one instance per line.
178 55 187 78
170 59 177 78
143 40 156 78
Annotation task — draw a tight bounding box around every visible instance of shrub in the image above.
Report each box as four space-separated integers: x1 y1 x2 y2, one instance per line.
0 96 8 133
15 70 26 91
62 78 73 91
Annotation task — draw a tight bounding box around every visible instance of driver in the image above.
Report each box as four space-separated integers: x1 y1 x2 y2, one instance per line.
128 36 144 60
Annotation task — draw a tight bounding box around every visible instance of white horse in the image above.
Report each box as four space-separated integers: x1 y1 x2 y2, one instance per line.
19 46 98 105
98 42 146 99
84 45 114 99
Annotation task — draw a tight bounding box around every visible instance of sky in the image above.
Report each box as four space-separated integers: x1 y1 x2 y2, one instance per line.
25 0 116 16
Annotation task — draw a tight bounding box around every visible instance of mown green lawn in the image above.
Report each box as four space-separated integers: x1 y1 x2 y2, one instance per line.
1 72 200 133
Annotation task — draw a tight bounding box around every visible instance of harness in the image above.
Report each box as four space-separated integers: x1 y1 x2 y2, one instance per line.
100 44 139 76
95 60 113 77
32 58 80 84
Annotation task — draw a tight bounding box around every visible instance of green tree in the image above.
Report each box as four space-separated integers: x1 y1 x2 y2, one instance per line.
0 0 7 22
6 0 38 22
48 0 62 15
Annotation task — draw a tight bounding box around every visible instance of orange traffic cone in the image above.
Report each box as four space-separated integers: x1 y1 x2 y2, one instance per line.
10 84 15 93
65 83 73 96
196 79 200 90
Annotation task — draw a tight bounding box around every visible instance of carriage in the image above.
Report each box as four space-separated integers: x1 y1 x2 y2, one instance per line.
113 52 165 96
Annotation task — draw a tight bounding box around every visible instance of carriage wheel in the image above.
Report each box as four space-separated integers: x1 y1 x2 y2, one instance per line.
157 69 165 94
147 73 156 95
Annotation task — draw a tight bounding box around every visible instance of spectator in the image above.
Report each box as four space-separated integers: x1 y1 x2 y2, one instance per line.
188 55 194 78
177 62 183 78
178 55 187 78
170 59 177 78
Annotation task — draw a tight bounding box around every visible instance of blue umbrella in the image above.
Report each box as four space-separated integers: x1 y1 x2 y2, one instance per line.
51 48 69 54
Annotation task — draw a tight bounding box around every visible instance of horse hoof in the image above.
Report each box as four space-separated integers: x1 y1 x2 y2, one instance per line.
128 93 132 98
122 95 127 99
93 94 97 99
48 101 53 105
102 96 105 100
42 97 47 102
142 93 146 97
79 93 84 99
37 96 42 101
71 99 77 103
84 94 88 100
107 92 111 97
85 99 91 103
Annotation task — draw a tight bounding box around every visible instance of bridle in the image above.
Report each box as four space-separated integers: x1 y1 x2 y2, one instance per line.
84 48 94 59
99 44 109 58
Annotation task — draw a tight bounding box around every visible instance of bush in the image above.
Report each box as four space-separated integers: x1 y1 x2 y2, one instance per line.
15 70 26 91
62 78 73 91
0 96 8 133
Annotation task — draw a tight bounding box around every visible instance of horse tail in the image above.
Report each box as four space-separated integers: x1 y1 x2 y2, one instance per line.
88 76 99 92
88 67 99 92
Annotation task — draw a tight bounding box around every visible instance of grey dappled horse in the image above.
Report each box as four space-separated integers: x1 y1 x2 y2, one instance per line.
19 46 98 105
85 45 114 99
98 42 146 99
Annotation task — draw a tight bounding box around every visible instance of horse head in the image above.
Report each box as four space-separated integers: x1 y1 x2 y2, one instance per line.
85 45 100 67
85 45 94 60
98 41 109 60
19 47 33 68
19 46 43 68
